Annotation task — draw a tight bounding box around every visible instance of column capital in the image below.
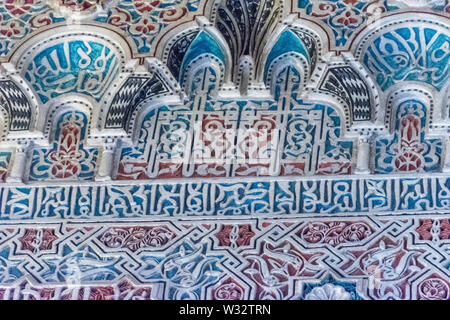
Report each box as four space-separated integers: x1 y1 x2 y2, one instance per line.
355 134 371 175
103 137 118 151
6 142 31 183
95 138 118 181
15 140 32 153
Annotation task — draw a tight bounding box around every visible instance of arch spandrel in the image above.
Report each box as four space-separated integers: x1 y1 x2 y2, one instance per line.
0 0 447 301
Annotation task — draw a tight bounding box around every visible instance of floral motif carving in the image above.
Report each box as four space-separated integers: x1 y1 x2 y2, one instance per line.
100 225 175 251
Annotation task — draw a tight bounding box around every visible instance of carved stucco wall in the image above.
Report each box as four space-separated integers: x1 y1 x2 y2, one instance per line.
0 0 447 300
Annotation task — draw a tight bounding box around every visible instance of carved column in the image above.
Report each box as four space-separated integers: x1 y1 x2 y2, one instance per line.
96 138 117 181
355 134 371 174
6 141 30 183
443 137 450 173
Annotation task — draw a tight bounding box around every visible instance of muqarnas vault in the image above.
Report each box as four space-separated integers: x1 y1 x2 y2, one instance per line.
0 0 447 300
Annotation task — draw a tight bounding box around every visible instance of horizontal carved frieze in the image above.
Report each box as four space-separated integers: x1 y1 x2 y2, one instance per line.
0 174 449 220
